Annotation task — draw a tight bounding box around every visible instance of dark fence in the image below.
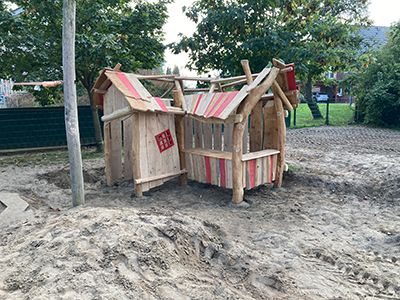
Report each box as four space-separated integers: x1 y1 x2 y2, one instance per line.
0 106 103 151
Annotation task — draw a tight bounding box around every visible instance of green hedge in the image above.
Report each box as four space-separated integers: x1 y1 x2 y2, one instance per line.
0 106 103 150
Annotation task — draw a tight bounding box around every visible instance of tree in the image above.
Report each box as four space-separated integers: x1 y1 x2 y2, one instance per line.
171 0 370 119
342 23 400 127
0 0 170 149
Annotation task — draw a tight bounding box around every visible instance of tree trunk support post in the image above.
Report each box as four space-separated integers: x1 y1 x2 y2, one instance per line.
272 84 286 188
231 67 280 204
173 90 187 186
63 0 84 206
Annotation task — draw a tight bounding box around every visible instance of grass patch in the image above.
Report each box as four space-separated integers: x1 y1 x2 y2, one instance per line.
289 103 354 128
288 165 302 171
0 146 104 168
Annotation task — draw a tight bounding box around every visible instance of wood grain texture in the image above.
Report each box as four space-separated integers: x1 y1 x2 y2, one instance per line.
224 124 233 152
272 85 286 188
214 123 222 150
123 116 133 181
203 123 213 149
194 120 203 148
131 113 142 197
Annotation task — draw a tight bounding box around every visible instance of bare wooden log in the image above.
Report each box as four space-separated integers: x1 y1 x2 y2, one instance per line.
272 81 294 111
279 66 293 74
183 88 211 93
231 67 280 204
63 0 84 206
272 84 286 188
210 73 261 84
176 76 216 81
241 60 264 153
102 106 133 122
160 84 175 98
221 78 248 89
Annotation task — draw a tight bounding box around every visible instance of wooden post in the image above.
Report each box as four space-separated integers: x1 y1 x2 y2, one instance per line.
241 60 263 152
173 90 187 185
231 67 280 204
271 85 286 188
131 113 142 197
63 0 84 206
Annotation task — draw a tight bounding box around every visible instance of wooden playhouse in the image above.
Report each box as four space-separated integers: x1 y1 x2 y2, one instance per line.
92 59 298 204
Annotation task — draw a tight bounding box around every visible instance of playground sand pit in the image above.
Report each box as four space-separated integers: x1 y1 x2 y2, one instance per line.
1 126 400 299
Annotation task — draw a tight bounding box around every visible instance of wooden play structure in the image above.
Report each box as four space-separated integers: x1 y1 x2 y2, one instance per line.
92 59 298 204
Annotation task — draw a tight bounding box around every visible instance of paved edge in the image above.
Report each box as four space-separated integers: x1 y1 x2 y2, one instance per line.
0 192 31 225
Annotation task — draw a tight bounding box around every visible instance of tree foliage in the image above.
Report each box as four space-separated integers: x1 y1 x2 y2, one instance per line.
1 0 170 94
343 23 400 127
170 0 370 119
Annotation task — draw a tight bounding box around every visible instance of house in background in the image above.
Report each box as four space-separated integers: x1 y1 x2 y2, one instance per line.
314 26 390 103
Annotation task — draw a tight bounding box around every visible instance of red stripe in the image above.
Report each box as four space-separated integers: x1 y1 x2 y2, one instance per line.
154 97 168 112
115 73 141 98
249 159 256 189
99 93 104 106
205 156 212 183
286 64 296 90
219 159 226 187
212 91 239 118
270 156 273 184
205 92 228 118
192 94 203 114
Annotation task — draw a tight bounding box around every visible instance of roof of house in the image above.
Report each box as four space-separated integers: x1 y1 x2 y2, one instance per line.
359 26 390 49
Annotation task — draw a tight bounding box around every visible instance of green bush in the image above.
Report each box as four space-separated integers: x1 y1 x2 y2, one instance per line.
344 23 400 127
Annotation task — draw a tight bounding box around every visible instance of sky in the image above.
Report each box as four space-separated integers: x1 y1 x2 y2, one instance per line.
163 0 400 76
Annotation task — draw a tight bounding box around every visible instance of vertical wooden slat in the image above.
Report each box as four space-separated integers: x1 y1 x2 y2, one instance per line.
242 116 249 154
223 123 233 151
219 158 226 187
193 154 201 182
210 157 218 185
146 113 160 189
110 120 123 181
204 156 212 184
214 123 222 150
193 119 203 148
139 113 149 191
255 157 262 187
203 123 213 149
263 100 278 150
184 118 193 180
131 113 142 197
123 116 133 181
249 102 264 152
104 123 113 186
273 154 278 182
226 159 233 189
187 153 194 180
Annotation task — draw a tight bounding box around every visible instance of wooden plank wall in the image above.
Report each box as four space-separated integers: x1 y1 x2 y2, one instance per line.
136 112 180 192
185 152 278 190
183 107 279 190
104 85 124 186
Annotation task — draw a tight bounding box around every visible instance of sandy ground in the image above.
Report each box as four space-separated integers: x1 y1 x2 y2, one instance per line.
0 126 399 300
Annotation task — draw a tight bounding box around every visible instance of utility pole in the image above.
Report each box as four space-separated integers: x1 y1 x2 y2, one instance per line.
63 0 84 206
